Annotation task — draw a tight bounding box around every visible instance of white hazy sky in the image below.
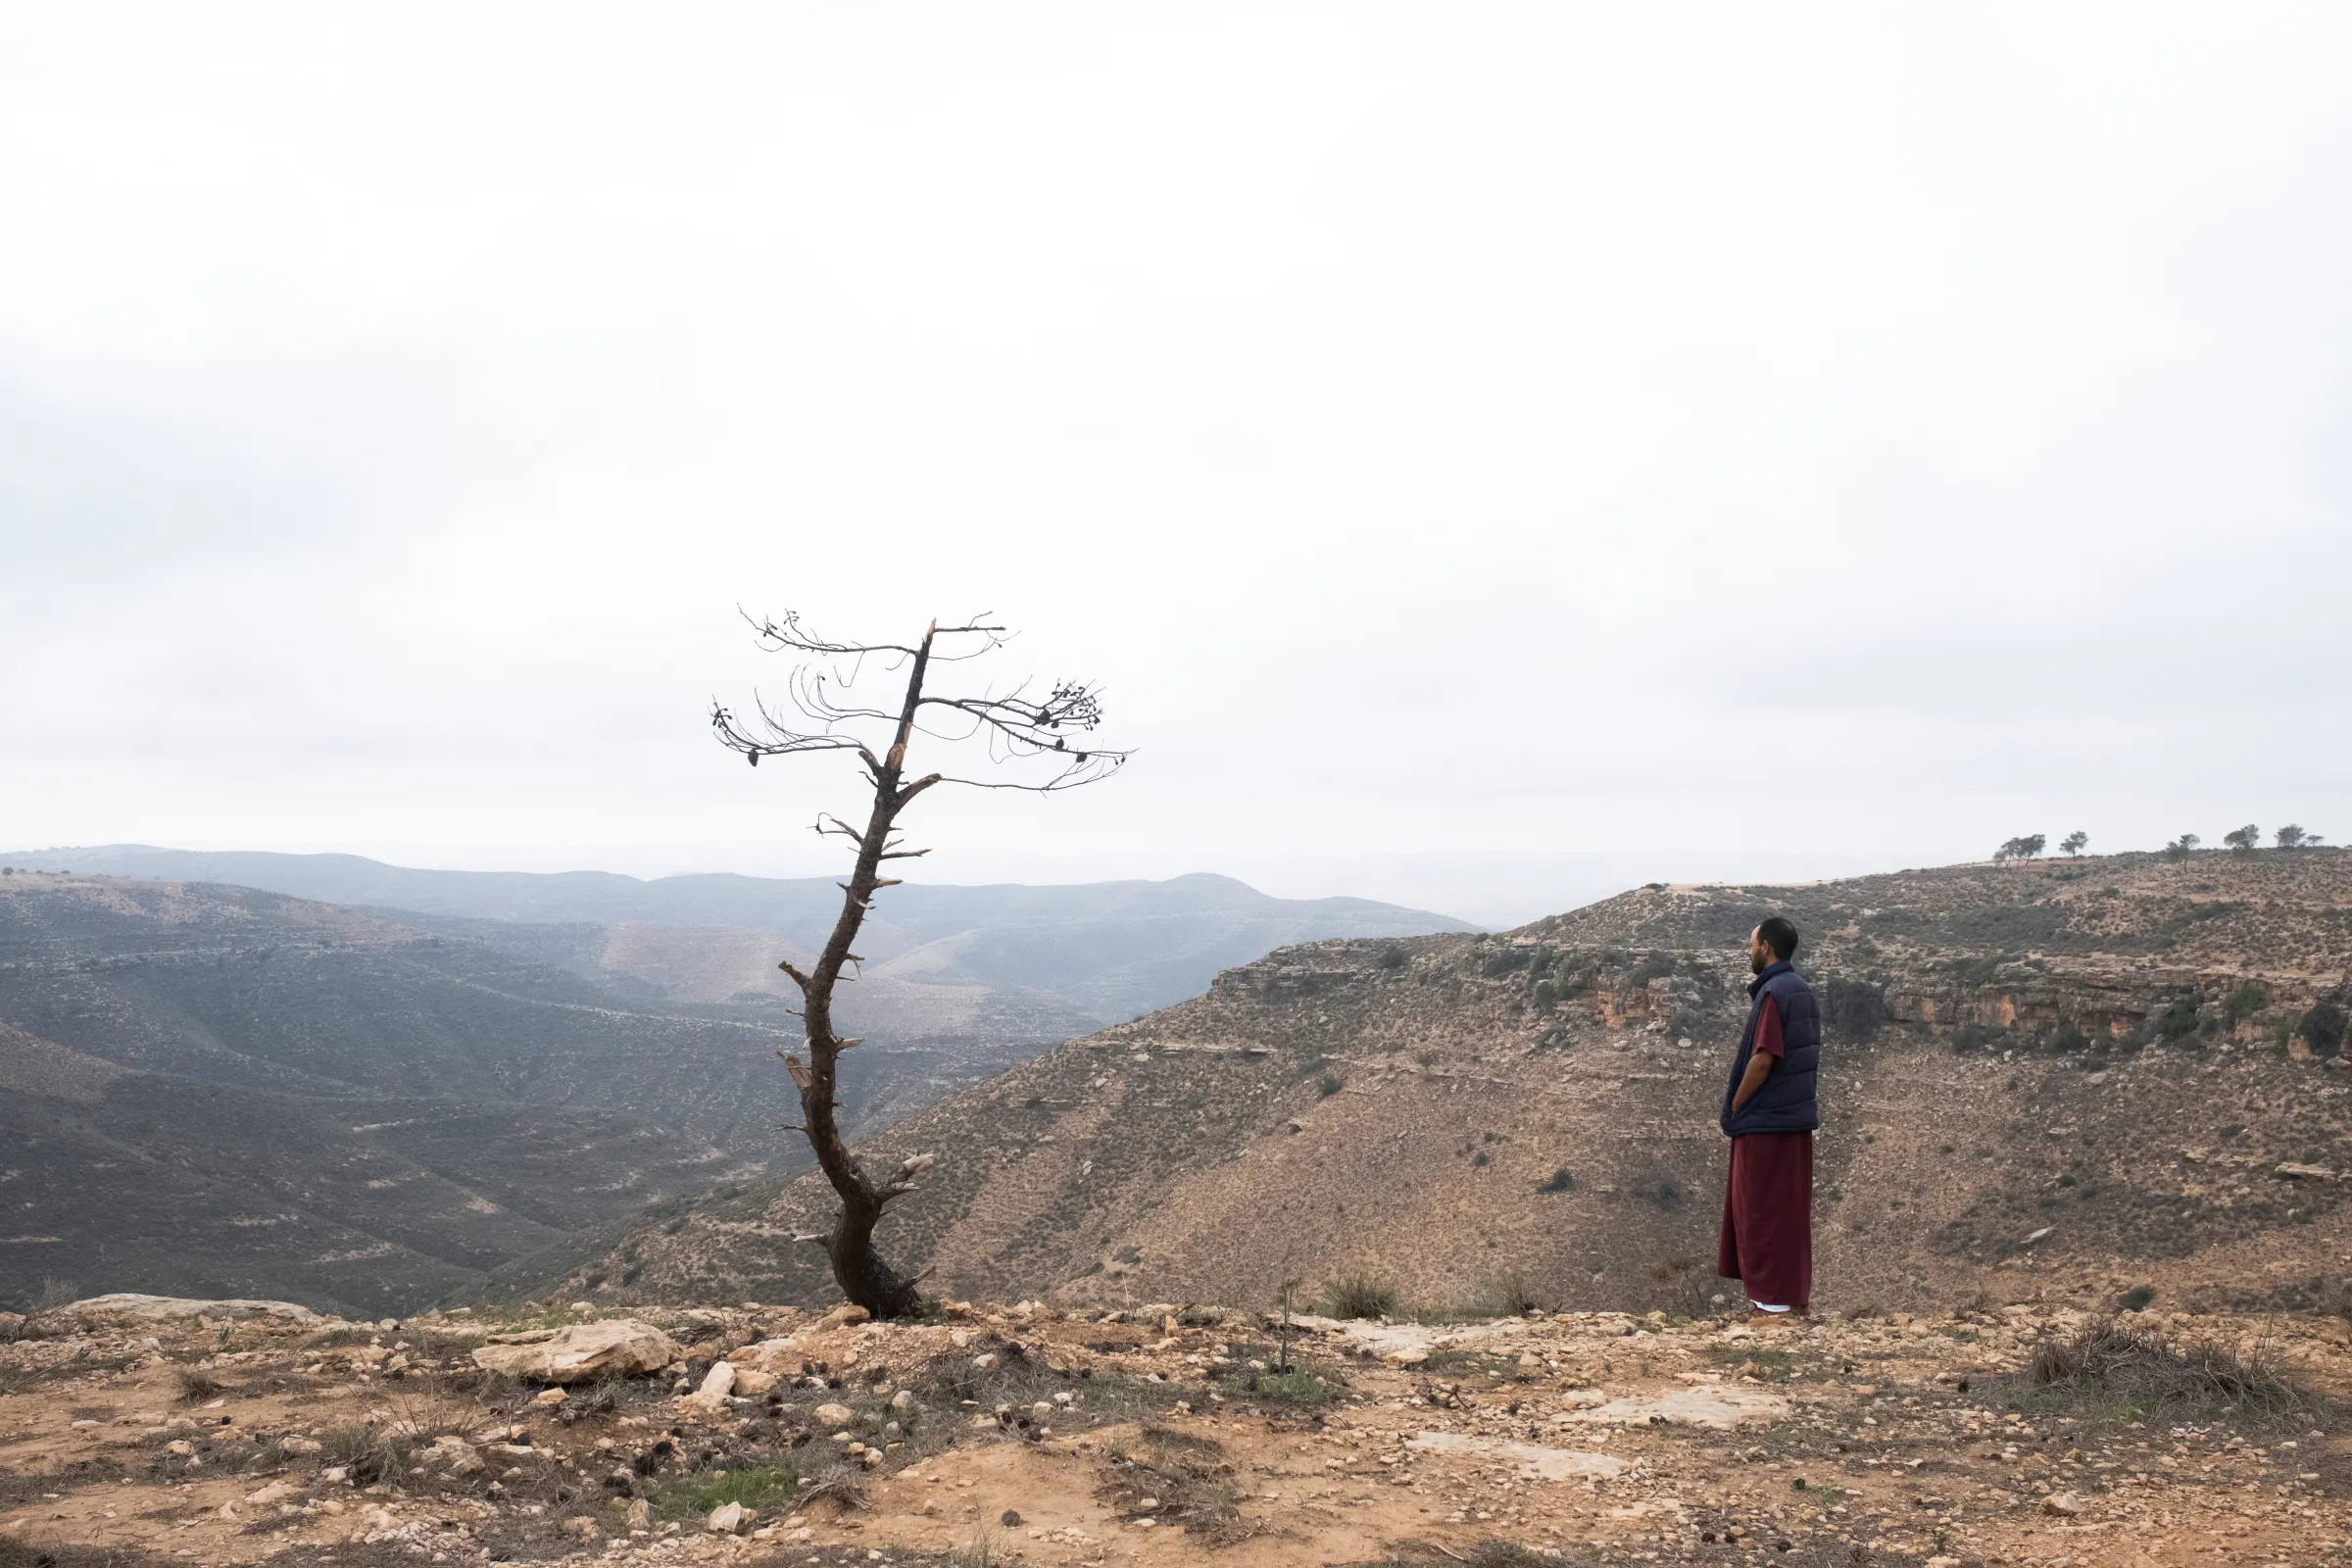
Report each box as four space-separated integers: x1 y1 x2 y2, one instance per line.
4 3 2348 921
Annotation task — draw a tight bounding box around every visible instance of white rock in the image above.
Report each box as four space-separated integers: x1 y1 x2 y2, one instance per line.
813 1401 854 1427
470 1320 680 1384
889 1389 914 1411
532 1387 569 1407
706 1501 749 1534
733 1368 779 1397
2041 1492 2083 1517
698 1361 737 1400
279 1436 321 1455
743 1336 802 1372
245 1481 299 1505
52 1294 322 1327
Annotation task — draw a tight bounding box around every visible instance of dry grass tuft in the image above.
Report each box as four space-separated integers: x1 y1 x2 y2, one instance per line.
1095 1421 1250 1544
1323 1276 1399 1320
796 1461 870 1513
172 1368 224 1404
2029 1314 2315 1426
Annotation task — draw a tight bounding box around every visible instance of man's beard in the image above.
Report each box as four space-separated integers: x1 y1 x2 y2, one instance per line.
1750 951 1770 975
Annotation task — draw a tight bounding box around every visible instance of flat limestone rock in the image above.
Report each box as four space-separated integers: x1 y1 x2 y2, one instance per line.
1407 1431 1625 1481
57 1294 322 1327
470 1320 680 1384
1555 1383 1790 1429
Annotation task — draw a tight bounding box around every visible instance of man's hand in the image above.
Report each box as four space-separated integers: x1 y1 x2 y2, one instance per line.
1731 1050 1773 1112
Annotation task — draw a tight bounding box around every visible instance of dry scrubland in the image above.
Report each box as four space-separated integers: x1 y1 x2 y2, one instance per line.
539 852 2352 1322
8 850 2351 1566
3 1290 2347 1568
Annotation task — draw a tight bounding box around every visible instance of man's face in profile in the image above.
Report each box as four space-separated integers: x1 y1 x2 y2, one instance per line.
1748 927 1774 975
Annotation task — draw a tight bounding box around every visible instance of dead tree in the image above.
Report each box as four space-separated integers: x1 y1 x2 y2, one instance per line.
710 612 1127 1316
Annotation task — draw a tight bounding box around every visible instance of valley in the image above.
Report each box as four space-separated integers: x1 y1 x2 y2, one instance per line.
0 861 1464 1315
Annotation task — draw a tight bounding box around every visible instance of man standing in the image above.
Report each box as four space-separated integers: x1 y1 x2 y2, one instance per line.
1717 916 1820 1316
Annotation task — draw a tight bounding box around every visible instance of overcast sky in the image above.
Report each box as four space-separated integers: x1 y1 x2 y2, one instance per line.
4 3 2347 923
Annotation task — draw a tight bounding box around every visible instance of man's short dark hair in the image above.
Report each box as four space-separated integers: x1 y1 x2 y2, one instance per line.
1757 916 1799 961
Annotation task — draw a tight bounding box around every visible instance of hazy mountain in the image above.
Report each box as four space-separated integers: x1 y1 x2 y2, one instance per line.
0 846 1477 1021
524 850 2352 1318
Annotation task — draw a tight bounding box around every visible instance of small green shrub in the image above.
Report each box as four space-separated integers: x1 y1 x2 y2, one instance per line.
2156 1000 2200 1040
657 1464 806 1520
2117 1286 2156 1312
1821 977 1887 1043
1485 1273 1543 1316
1323 1276 1398 1320
1950 1022 2003 1054
2224 986 2268 1025
2297 999 2348 1057
1536 1168 1574 1194
1316 1072 1344 1098
1377 945 1407 970
1630 952 1677 985
1249 1368 1333 1404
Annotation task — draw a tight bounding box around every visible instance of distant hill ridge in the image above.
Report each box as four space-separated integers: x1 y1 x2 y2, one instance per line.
514 850 2352 1319
0 846 1476 1021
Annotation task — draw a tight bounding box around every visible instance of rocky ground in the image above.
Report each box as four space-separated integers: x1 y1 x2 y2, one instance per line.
3 1291 2346 1568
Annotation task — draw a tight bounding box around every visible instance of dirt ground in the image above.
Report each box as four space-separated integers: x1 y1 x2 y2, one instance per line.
2 1292 2346 1568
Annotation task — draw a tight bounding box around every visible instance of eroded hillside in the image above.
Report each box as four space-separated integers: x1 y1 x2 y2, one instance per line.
530 851 2352 1318
0 877 1068 1314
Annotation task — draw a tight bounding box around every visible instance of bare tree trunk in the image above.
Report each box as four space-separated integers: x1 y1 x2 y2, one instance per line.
776 624 944 1318
714 611 1125 1316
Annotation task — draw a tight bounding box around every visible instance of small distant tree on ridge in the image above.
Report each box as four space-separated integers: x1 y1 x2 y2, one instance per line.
2223 824 2261 853
2059 830 2088 857
1993 833 2046 862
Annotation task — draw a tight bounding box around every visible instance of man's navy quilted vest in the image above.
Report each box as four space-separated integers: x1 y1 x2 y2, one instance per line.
1719 960 1822 1137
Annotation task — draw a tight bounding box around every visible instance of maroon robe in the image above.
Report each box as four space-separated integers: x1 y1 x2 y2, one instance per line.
1716 993 1814 1309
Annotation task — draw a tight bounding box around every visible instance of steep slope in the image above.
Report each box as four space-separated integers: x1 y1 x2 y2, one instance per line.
528 850 2352 1316
1 847 1477 1020
0 874 1075 1313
